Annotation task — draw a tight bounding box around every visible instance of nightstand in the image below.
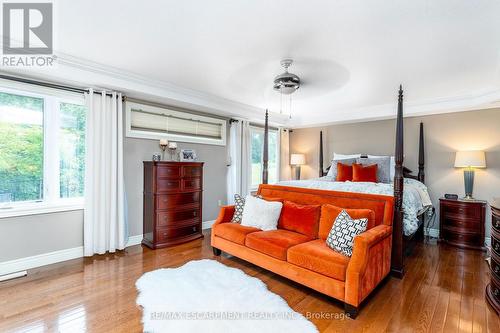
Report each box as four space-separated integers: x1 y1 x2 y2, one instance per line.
439 198 486 250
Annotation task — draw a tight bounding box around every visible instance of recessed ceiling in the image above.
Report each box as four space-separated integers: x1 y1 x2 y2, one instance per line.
8 0 500 126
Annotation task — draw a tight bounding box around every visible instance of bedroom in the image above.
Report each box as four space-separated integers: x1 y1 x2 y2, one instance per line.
0 1 499 332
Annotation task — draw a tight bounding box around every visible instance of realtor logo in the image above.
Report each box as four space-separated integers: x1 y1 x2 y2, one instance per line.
2 2 53 54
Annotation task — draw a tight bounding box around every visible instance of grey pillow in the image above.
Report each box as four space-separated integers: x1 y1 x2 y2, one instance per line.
326 158 357 180
356 156 391 183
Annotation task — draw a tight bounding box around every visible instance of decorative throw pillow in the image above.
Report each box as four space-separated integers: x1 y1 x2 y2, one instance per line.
326 210 368 257
336 162 353 181
278 201 321 238
319 204 375 239
241 195 283 231
356 156 391 183
231 194 245 223
352 163 378 182
326 158 357 179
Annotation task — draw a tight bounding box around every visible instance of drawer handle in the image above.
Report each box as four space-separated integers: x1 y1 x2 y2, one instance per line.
495 244 499 250
192 226 197 232
193 211 197 217
163 232 168 237
163 198 167 203
495 266 499 273
162 216 167 221
494 289 499 296
495 221 500 228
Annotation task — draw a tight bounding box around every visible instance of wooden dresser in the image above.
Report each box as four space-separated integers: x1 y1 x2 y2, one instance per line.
439 198 486 250
142 161 204 249
486 199 500 314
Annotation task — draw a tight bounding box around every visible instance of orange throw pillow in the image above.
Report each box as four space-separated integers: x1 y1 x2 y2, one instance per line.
278 201 321 239
318 204 376 239
336 162 353 181
352 163 378 182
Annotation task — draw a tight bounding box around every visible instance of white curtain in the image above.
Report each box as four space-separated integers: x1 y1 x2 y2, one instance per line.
84 89 127 256
279 128 291 181
226 120 251 204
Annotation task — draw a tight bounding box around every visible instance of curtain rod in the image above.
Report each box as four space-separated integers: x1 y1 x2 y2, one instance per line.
0 73 118 98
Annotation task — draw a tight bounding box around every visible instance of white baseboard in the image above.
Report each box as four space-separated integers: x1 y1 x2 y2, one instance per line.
425 228 439 238
202 220 215 230
0 234 143 278
425 228 492 247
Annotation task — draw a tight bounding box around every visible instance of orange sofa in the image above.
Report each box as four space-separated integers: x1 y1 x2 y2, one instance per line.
211 184 394 318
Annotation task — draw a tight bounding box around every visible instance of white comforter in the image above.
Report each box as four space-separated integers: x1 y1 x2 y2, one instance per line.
277 177 432 236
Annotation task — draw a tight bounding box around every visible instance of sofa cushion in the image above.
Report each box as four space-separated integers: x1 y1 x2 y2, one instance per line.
287 239 350 281
213 223 261 245
278 201 321 239
245 230 311 261
319 204 375 239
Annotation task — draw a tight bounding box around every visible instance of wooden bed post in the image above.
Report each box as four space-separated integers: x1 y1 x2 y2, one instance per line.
319 131 324 177
417 122 425 183
391 85 405 278
262 109 269 184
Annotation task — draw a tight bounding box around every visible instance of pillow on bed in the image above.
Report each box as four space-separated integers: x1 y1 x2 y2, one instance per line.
352 163 378 182
336 162 353 181
326 158 357 179
368 155 396 179
333 153 361 160
356 156 391 183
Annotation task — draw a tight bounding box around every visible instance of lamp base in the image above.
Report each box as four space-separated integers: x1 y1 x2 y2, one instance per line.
463 169 475 200
294 166 301 180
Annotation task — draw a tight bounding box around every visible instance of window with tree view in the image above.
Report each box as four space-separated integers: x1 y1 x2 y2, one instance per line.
250 126 279 190
0 88 86 210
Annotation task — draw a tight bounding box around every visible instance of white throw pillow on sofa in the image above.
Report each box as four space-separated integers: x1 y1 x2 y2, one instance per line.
240 195 283 231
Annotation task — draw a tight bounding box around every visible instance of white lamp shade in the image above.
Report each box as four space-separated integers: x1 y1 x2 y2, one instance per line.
290 154 306 165
454 151 486 168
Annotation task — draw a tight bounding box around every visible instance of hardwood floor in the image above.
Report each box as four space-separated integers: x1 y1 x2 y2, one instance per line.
0 231 498 333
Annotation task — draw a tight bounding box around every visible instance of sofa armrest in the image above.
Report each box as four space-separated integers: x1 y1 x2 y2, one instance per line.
212 205 235 227
345 224 392 307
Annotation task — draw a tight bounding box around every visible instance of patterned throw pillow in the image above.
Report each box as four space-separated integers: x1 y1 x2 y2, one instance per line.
326 210 368 257
231 194 245 223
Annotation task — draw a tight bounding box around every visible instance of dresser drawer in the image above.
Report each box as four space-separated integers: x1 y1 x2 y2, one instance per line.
492 253 500 280
492 235 500 256
156 192 200 210
156 179 181 192
493 214 500 233
441 202 481 220
182 166 202 178
156 224 200 242
157 165 181 178
182 178 201 191
156 208 200 225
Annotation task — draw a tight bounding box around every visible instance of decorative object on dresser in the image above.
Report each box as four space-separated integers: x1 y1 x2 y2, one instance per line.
486 198 500 314
179 149 197 162
439 197 486 250
142 161 204 249
290 153 306 180
454 150 486 199
159 139 168 160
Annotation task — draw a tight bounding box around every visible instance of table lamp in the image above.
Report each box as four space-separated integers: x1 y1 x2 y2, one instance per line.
290 154 306 180
454 151 486 199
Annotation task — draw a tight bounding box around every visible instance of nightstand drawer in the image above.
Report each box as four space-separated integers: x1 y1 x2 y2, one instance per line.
441 228 481 247
441 202 481 220
440 216 480 232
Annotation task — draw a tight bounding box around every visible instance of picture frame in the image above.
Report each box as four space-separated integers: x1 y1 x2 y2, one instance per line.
179 149 197 162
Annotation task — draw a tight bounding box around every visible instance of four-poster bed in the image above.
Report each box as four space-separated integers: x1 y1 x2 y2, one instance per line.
261 86 427 277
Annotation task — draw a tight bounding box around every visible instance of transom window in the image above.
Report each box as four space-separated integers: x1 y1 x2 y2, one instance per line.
0 85 86 215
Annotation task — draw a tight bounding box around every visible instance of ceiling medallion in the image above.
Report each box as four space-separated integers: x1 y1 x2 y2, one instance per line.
273 59 300 118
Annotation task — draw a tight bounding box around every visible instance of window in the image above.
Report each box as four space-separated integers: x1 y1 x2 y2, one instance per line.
125 101 227 146
250 126 279 190
0 86 86 216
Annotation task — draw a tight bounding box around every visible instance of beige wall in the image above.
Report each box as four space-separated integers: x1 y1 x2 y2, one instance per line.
290 108 500 237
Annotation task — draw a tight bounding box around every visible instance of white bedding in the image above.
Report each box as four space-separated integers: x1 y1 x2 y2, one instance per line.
277 177 432 236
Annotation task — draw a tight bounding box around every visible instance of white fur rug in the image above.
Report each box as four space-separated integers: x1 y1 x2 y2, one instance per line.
136 259 318 333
